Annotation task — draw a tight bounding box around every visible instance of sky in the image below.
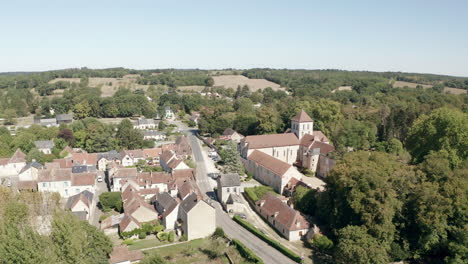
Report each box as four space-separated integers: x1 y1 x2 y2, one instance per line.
1 0 467 76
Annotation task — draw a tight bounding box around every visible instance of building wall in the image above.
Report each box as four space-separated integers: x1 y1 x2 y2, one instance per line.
0 162 26 177
19 167 38 182
245 145 299 165
257 204 307 241
121 155 134 167
163 205 179 230
131 207 158 223
38 180 72 198
98 159 107 171
186 201 216 241
72 200 90 215
291 121 313 140
287 229 309 241
218 185 242 204
173 162 190 171
71 184 95 196
317 155 336 178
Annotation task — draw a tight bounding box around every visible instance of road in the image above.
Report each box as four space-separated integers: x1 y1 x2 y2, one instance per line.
174 121 295 264
90 174 108 227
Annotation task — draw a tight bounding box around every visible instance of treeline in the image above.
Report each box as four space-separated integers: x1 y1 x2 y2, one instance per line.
137 70 212 87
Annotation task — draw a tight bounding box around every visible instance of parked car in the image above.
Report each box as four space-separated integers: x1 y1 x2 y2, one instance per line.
97 175 103 182
235 213 247 219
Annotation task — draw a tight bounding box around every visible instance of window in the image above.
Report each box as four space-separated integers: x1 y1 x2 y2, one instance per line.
227 188 230 193
42 183 46 187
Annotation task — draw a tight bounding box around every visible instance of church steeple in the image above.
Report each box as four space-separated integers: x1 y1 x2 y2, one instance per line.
291 110 313 139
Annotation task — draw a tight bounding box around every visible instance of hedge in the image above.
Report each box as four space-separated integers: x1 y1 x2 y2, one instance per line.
244 186 275 202
233 215 303 263
231 239 264 264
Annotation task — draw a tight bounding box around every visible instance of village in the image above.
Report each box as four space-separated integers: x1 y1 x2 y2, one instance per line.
0 107 337 264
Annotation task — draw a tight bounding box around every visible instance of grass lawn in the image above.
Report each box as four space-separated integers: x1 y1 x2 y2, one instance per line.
128 237 170 250
143 237 257 264
244 186 276 202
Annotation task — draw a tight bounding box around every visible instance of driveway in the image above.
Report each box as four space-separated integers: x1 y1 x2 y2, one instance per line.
90 176 108 227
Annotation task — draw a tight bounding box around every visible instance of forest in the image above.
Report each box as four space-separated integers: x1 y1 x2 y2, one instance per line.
0 68 466 263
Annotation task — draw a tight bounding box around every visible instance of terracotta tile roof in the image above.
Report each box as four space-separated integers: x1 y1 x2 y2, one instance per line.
45 162 61 169
0 158 9 166
168 159 184 169
71 173 96 186
142 148 162 158
119 214 140 232
162 144 176 152
121 149 145 159
18 180 38 191
138 188 159 196
124 196 158 218
122 185 140 203
312 131 329 143
160 150 175 163
72 153 97 165
291 110 313 122
109 246 144 264
299 134 316 147
9 149 26 163
310 141 335 155
248 150 291 177
52 158 74 168
243 133 299 149
38 168 72 182
256 194 309 231
113 168 137 179
172 169 195 181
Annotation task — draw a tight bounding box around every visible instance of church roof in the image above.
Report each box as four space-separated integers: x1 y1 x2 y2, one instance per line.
243 133 299 149
291 110 313 122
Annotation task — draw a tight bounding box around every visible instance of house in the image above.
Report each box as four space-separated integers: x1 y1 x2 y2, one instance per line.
220 128 244 143
109 246 143 264
17 161 43 191
143 130 166 141
216 173 243 204
122 185 159 224
34 140 55 154
39 118 58 127
111 168 138 192
71 152 98 166
56 113 73 124
0 149 27 177
119 214 141 233
37 168 96 198
164 106 174 119
179 193 216 241
65 190 94 220
133 118 157 130
153 192 179 230
159 150 189 173
120 150 145 167
174 136 192 158
97 150 122 171
101 214 124 234
72 164 96 174
137 171 172 193
244 150 303 194
256 194 309 241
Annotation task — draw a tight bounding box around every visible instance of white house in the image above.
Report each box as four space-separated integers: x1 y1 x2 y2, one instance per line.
159 150 189 173
143 130 166 141
164 106 174 119
0 149 27 177
37 168 96 198
65 190 94 220
34 140 55 154
220 128 244 143
153 192 179 230
216 173 243 204
256 194 309 241
133 118 157 130
179 193 216 241
111 167 138 192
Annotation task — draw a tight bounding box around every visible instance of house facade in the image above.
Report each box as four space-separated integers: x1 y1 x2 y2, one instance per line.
34 140 55 154
179 193 216 241
0 149 27 177
216 173 243 204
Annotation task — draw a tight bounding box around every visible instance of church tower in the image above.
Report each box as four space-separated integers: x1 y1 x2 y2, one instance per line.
291 110 314 139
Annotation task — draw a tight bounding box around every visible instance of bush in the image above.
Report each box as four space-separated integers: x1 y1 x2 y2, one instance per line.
99 192 123 212
232 239 264 264
138 232 147 239
153 224 164 234
244 186 275 202
122 239 134 245
233 215 303 263
212 227 225 238
168 231 175 242
187 120 197 127
180 234 188 242
157 232 168 241
312 234 334 252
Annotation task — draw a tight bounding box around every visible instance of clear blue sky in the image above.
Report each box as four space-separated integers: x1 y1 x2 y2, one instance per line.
1 0 467 76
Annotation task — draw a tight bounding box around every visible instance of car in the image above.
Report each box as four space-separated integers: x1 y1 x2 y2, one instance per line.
97 175 103 182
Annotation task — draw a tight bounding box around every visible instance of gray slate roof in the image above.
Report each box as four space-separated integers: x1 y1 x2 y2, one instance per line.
34 140 55 149
56 113 73 122
218 173 240 187
138 119 156 125
155 192 178 215
97 150 122 161
66 190 94 210
179 193 199 213
227 193 242 204
72 165 96 174
19 161 44 173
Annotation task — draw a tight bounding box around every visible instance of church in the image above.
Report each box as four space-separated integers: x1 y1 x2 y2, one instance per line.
240 110 335 193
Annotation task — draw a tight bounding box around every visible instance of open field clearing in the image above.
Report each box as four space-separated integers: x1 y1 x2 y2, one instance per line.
392 80 466 94
331 85 352 93
178 85 206 92
212 75 284 91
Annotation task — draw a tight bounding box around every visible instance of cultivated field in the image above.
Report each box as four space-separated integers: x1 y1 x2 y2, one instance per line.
212 75 284 91
392 81 466 94
48 74 150 97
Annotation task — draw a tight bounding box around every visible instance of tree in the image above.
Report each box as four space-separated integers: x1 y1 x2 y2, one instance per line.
58 128 75 146
51 211 112 264
219 141 243 174
292 185 317 216
256 106 281 134
99 192 123 212
334 225 389 264
205 77 214 87
406 108 468 167
140 252 167 264
116 119 144 150
73 101 91 119
3 108 17 125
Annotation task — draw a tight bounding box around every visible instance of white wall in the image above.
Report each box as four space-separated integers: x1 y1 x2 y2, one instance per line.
186 201 215 241
246 145 299 165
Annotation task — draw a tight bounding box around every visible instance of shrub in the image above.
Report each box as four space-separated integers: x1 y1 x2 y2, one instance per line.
244 186 275 202
99 192 123 212
232 239 264 264
312 234 334 252
168 231 175 242
157 232 168 241
233 215 303 263
138 232 147 239
122 239 134 245
153 224 164 234
180 234 188 241
212 227 225 238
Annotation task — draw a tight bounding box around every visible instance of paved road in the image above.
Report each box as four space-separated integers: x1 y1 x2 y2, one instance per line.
90 175 108 227
176 124 295 264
